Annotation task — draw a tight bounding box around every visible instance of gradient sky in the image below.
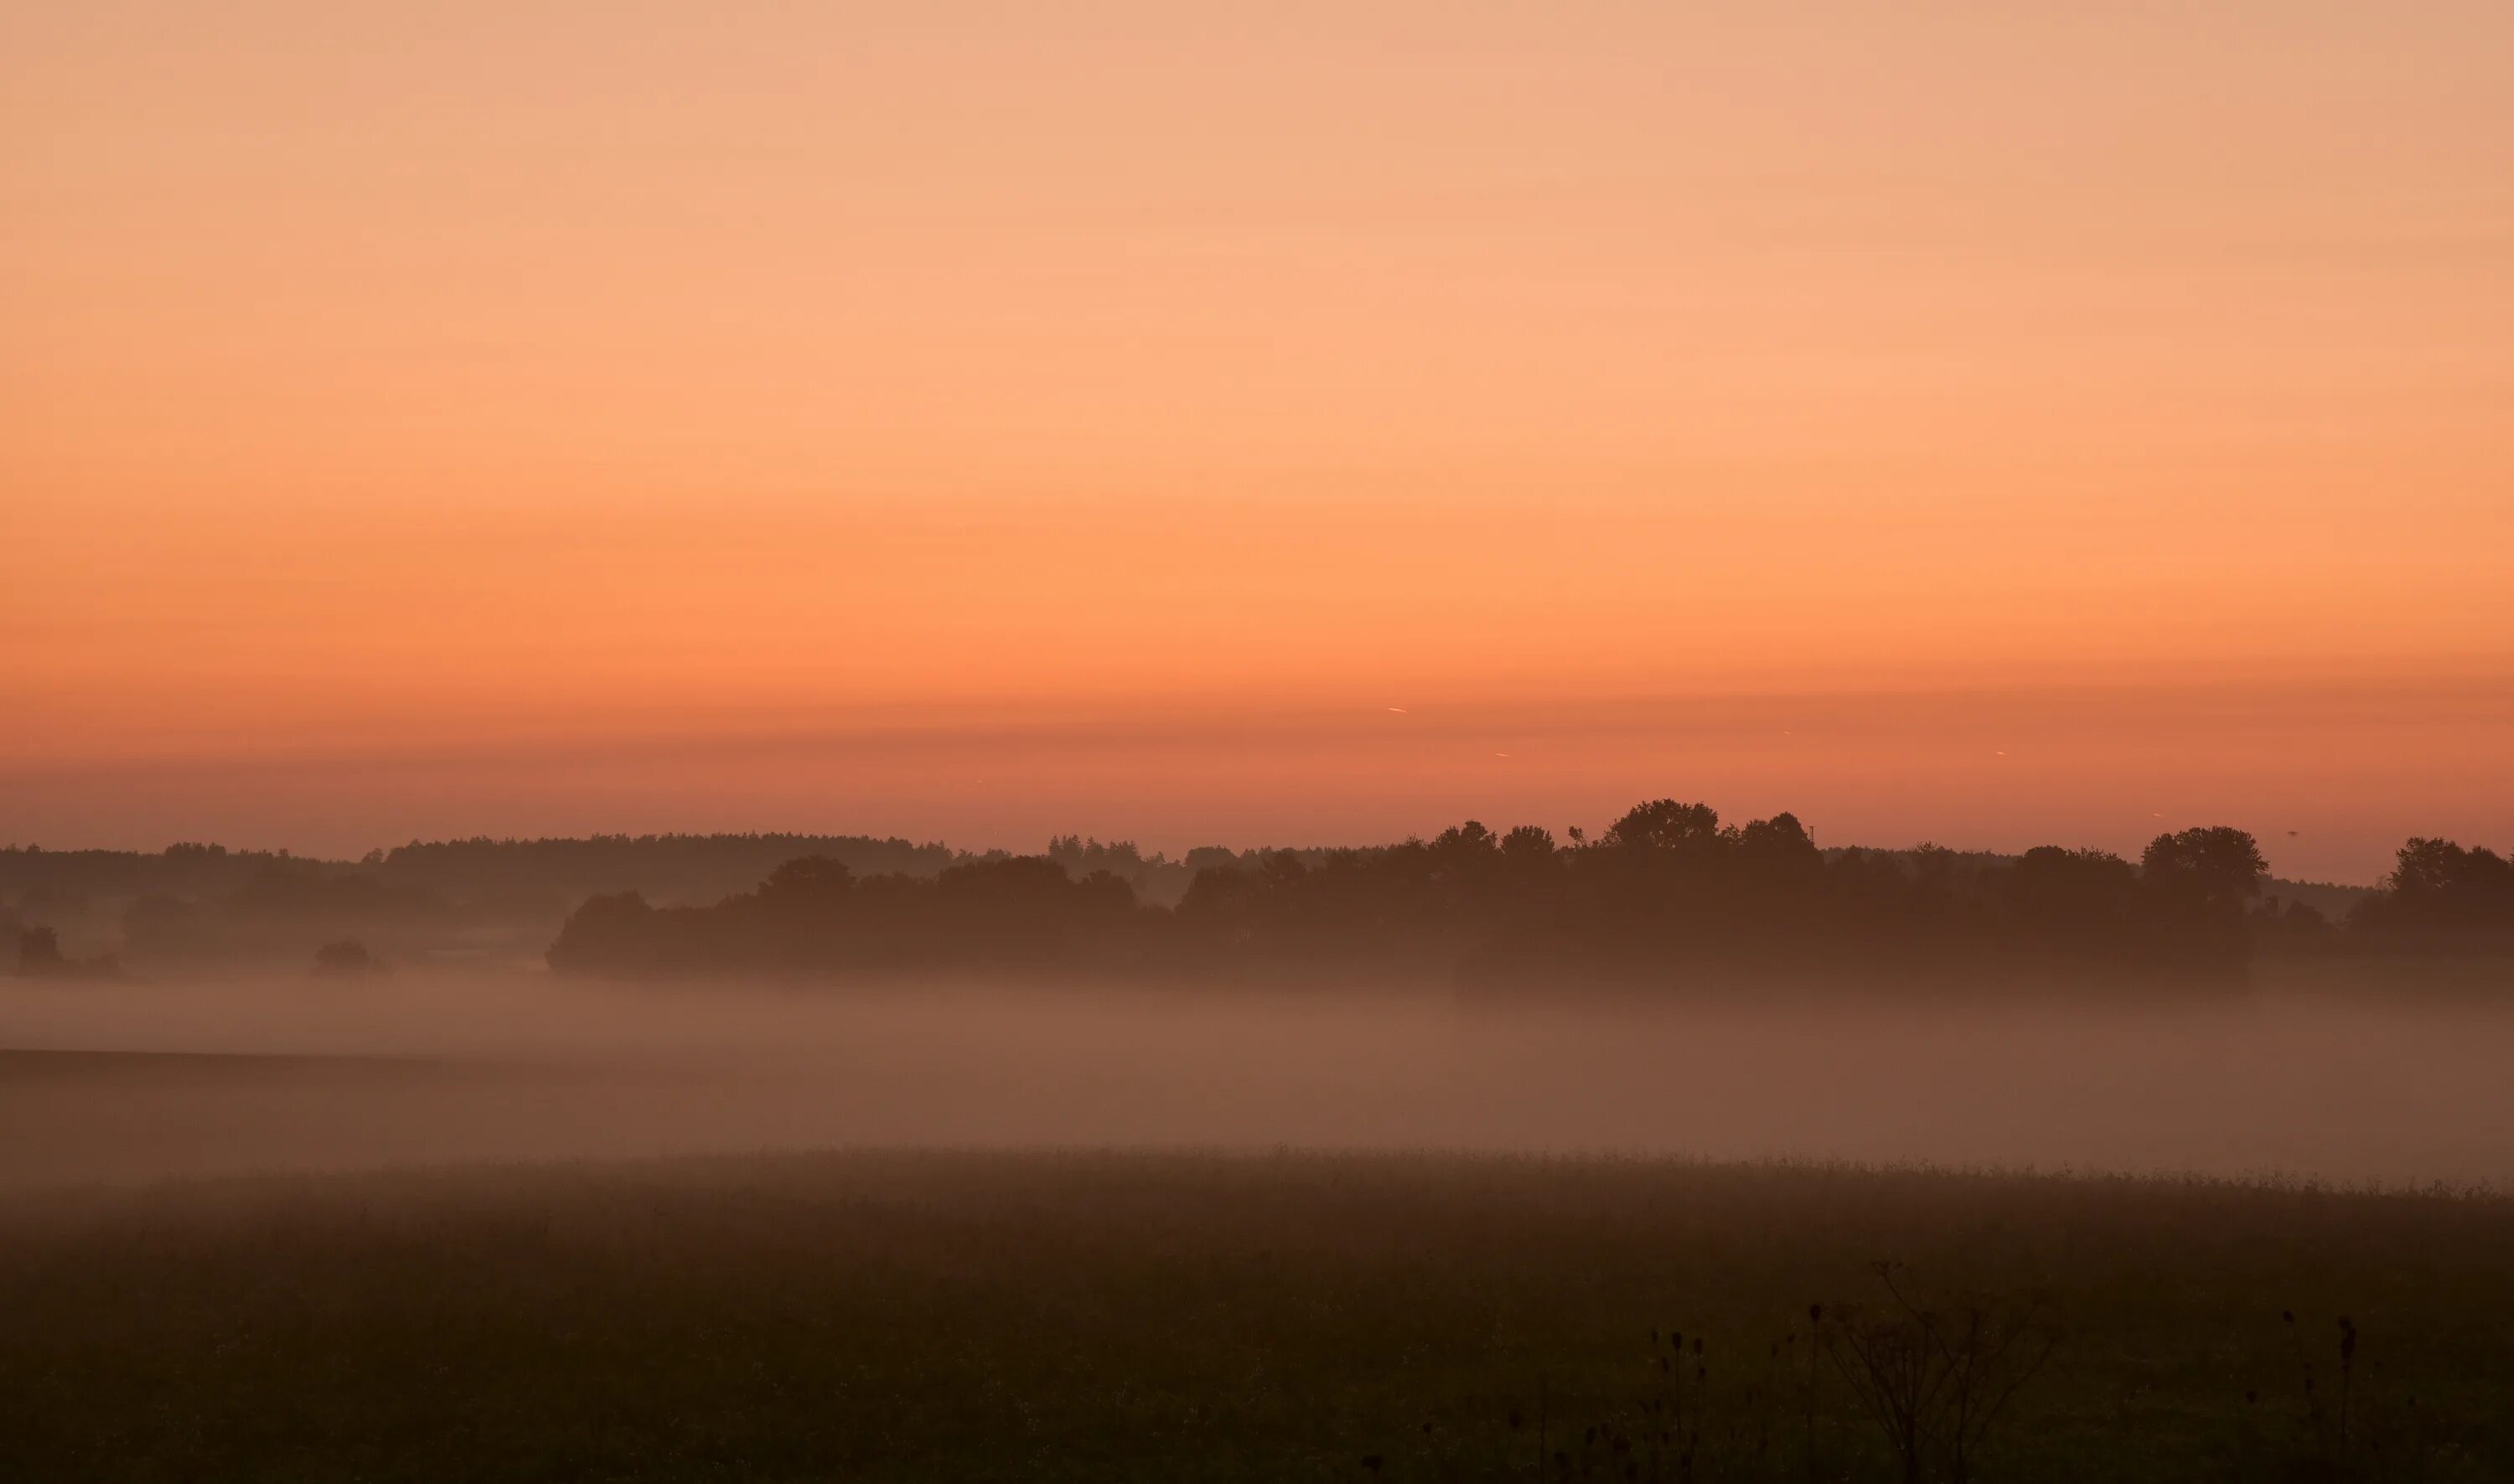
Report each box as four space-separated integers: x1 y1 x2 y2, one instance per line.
6 2 2511 881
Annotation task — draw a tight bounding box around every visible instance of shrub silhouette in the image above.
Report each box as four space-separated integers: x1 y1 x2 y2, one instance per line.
14 924 70 976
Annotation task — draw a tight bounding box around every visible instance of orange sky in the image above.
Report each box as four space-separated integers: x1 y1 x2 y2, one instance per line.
5 2 2511 880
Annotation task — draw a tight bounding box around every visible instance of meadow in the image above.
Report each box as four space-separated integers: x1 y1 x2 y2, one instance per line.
3 1147 2510 1482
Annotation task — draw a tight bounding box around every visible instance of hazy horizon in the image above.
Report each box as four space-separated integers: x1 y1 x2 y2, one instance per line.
8 672 2510 884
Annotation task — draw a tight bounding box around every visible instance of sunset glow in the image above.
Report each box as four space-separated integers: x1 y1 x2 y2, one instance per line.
8 2 2511 878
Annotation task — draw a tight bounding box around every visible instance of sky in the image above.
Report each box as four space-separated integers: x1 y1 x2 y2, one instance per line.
5 1 2511 882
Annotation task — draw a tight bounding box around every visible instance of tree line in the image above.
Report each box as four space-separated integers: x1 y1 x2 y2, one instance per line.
12 815 2509 984
539 801 2514 990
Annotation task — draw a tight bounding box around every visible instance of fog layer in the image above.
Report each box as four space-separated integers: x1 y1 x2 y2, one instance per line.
4 975 2511 1191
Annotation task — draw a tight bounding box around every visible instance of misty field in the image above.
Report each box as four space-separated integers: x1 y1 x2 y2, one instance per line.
3 1148 2511 1482
7 980 2514 1480
11 976 2514 1189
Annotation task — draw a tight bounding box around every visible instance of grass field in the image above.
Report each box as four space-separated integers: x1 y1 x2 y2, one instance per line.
3 1149 2510 1482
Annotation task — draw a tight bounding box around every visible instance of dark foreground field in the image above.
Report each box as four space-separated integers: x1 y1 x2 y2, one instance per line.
3 1150 2510 1482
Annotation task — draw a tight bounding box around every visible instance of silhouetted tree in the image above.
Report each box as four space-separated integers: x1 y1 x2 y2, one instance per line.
1430 820 1500 871
546 891 669 973
1499 825 1558 872
2139 827 2269 913
14 924 68 976
2351 836 2514 944
2003 847 2138 960
10 923 115 980
1601 799 1722 855
1735 812 1823 882
2136 827 2268 970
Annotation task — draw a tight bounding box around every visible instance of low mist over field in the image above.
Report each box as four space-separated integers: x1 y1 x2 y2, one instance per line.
8 970 2513 1191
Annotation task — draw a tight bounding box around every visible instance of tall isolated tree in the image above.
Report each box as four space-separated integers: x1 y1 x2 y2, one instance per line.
2139 826 2268 914
1601 799 1722 854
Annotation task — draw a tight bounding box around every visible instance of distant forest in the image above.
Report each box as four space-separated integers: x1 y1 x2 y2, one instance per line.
542 807 2511 991
0 831 1287 979
15 804 2500 989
